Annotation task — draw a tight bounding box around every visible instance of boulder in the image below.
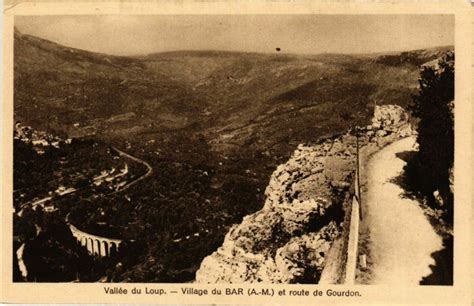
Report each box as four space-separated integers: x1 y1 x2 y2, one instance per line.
372 104 409 132
376 130 387 137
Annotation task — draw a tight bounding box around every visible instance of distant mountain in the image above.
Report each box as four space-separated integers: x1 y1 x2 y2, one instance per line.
374 46 453 67
14 31 204 137
14 30 452 155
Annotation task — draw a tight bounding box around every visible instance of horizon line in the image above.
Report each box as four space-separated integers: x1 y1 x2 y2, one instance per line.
15 28 454 59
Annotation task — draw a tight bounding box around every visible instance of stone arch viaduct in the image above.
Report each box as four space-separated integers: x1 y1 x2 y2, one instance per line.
69 224 122 258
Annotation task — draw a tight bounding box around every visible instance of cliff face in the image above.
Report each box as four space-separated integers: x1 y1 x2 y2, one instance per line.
195 105 413 284
195 139 344 283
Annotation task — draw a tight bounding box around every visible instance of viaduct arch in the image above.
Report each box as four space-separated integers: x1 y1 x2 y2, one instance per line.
69 224 121 258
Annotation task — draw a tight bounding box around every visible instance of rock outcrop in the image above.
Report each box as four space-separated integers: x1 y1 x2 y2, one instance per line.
195 104 413 284
369 104 412 136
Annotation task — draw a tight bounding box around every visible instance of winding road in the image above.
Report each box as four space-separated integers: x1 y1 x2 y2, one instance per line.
362 136 443 284
110 147 153 194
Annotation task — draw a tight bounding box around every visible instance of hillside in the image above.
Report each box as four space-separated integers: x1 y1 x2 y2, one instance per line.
13 29 453 282
15 30 451 151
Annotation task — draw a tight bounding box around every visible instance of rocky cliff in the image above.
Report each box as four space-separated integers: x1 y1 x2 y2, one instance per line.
195 104 413 283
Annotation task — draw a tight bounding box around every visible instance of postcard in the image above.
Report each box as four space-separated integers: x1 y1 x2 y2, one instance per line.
1 1 472 304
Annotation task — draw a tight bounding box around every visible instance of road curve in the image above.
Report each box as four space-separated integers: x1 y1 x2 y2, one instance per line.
363 136 443 284
110 147 153 193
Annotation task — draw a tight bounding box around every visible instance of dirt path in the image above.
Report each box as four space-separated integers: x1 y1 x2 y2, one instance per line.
361 136 443 284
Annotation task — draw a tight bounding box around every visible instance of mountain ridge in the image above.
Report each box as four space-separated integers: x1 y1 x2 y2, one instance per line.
16 28 452 61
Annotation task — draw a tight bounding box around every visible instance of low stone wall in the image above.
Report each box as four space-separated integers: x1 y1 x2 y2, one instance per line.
344 196 360 284
318 195 352 284
319 176 359 284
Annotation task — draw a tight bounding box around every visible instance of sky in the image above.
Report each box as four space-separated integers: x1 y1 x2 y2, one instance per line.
15 15 454 56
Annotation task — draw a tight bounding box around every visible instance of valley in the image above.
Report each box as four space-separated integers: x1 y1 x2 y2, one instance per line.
13 28 452 282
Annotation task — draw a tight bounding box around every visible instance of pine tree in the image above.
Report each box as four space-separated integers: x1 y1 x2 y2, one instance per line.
408 52 454 220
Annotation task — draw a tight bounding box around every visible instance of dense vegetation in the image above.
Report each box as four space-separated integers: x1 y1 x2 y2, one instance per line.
15 206 113 282
404 53 454 223
13 29 452 282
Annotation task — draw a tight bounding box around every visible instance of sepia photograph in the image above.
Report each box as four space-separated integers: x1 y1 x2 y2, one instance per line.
11 13 455 287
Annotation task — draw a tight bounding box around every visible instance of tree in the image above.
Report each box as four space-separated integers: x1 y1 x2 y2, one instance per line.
407 52 454 220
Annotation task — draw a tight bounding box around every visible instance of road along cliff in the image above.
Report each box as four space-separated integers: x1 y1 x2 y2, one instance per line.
195 104 414 283
358 136 443 284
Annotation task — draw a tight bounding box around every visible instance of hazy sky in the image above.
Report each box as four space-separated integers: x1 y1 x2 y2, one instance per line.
15 15 454 56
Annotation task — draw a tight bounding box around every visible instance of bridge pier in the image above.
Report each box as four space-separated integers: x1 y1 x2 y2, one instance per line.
101 241 109 257
94 239 101 256
87 237 94 255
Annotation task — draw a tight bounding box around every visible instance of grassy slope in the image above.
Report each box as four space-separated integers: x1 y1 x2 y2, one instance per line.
14 30 452 281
